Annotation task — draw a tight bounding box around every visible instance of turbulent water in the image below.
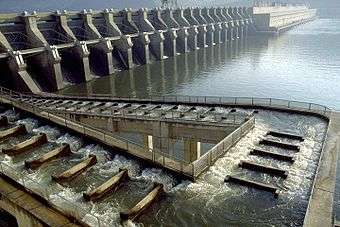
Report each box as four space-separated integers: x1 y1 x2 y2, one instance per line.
0 104 327 226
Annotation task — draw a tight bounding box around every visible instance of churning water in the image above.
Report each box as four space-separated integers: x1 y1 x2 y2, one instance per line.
0 104 327 226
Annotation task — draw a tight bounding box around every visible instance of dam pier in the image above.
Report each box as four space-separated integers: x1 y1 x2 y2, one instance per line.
0 5 316 93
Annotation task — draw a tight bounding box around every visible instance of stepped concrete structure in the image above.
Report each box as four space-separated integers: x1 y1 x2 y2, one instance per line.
0 5 316 93
0 87 337 227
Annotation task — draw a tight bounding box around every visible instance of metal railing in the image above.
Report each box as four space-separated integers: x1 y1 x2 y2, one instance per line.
192 116 255 178
46 92 331 119
47 104 247 127
0 87 195 172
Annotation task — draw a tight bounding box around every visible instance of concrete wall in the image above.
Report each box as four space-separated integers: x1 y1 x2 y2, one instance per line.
252 6 317 32
0 6 253 93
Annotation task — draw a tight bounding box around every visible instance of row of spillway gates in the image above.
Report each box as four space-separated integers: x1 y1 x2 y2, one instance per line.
0 5 317 93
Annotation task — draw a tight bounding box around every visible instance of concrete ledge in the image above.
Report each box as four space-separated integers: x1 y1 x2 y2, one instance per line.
83 169 129 202
51 155 97 183
120 183 164 221
259 138 300 151
239 160 288 178
0 124 27 141
303 112 340 227
2 133 47 156
267 130 304 141
250 148 295 163
24 143 72 170
225 175 279 197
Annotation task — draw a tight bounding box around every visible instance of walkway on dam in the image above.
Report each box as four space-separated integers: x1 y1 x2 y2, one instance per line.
304 112 340 227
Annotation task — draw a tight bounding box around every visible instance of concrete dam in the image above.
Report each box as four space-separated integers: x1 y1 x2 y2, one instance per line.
1 4 333 227
0 5 316 93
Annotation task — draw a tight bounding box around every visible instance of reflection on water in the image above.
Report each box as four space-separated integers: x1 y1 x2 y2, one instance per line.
60 19 340 109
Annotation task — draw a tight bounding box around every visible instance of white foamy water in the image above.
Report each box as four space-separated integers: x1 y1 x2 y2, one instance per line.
0 107 327 227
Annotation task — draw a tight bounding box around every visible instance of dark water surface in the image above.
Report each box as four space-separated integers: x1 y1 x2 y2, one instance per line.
61 19 340 110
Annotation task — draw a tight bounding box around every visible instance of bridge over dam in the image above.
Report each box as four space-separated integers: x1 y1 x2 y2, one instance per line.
0 86 338 227
0 5 316 93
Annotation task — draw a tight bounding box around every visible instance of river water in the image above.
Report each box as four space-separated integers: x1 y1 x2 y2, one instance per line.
61 19 340 110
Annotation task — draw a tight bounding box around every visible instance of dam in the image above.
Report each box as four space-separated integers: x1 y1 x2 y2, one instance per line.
1 3 338 227
0 5 316 93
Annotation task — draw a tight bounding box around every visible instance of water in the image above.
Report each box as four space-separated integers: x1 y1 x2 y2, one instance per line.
0 105 327 227
60 19 340 110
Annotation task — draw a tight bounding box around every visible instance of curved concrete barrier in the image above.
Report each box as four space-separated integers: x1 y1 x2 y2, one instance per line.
0 124 27 141
120 183 164 221
83 169 129 202
51 155 97 183
2 133 47 156
24 143 72 170
0 116 9 127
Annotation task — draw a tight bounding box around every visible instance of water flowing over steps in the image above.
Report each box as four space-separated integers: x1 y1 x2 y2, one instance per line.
250 148 295 163
0 115 165 222
225 130 304 197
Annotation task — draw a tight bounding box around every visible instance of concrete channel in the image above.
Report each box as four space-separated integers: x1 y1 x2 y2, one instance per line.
0 85 336 226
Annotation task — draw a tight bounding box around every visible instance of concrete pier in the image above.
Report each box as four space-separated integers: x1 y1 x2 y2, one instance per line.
267 130 304 141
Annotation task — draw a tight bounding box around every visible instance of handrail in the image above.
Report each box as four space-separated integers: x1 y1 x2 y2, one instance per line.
0 86 332 119
0 89 192 165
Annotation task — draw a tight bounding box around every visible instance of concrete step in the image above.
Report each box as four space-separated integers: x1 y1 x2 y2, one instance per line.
51 155 97 183
267 130 304 141
259 139 300 151
25 143 72 170
239 160 288 178
224 175 279 198
250 148 295 163
2 133 48 156
120 183 164 220
83 169 129 202
0 124 27 141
